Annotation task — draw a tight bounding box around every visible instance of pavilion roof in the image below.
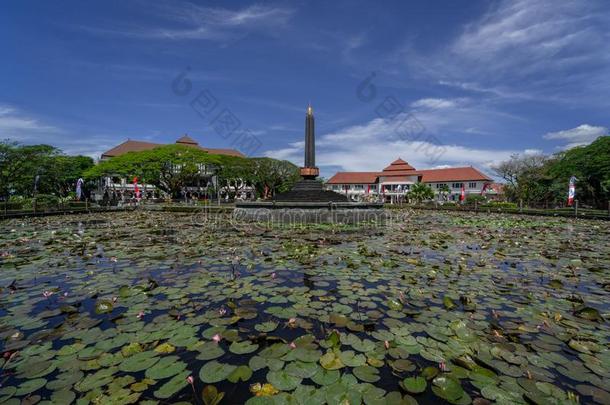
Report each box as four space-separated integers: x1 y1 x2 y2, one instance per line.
418 167 492 182
326 172 380 184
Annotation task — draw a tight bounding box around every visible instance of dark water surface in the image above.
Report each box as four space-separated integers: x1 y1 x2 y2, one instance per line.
0 210 609 404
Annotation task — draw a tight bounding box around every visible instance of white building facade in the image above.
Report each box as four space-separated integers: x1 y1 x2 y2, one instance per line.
326 158 495 203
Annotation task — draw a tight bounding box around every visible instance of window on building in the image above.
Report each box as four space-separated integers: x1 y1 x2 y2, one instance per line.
354 184 364 190
469 182 477 188
452 182 464 188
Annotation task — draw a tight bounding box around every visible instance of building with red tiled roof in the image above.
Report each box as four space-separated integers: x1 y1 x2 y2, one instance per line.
93 135 248 202
100 136 244 160
326 158 494 202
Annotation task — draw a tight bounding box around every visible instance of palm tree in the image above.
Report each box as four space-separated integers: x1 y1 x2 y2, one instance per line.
409 183 434 203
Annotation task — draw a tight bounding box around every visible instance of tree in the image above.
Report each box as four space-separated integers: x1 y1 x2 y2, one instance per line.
0 140 93 199
250 157 299 199
546 136 610 208
492 153 548 202
492 136 610 208
214 155 254 199
85 145 221 197
409 183 434 203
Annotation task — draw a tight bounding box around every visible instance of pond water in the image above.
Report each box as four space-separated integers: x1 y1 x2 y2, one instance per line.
0 210 609 404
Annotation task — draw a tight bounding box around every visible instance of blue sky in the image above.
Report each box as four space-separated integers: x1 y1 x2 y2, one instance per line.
1 0 609 178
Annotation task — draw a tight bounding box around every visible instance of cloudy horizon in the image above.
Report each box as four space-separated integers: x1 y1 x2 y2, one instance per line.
1 0 608 177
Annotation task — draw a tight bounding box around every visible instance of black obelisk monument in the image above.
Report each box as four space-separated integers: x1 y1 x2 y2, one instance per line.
301 104 319 180
273 104 347 201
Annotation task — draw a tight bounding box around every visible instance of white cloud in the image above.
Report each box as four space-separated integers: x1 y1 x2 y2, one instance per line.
410 98 463 109
0 105 58 133
264 112 525 178
524 148 543 155
0 104 121 160
82 3 295 41
543 124 608 148
403 0 610 104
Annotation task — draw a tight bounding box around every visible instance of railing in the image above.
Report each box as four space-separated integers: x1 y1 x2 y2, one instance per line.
0 200 134 219
388 200 610 220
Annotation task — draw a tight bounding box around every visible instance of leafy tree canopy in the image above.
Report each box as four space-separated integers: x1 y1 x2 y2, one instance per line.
0 140 93 198
84 144 221 197
492 136 609 208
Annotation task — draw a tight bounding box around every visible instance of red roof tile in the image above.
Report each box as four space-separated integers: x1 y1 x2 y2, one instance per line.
382 158 416 172
379 176 420 182
101 140 161 158
419 167 492 182
327 172 380 184
176 135 198 145
101 138 244 159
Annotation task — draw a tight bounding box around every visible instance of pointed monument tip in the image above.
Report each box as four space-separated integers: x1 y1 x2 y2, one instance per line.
307 103 313 115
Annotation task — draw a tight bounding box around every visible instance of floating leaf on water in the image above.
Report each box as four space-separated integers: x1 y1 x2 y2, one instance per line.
15 378 47 396
353 365 381 383
145 356 187 380
320 351 345 370
227 365 253 383
95 300 114 314
153 370 190 399
154 342 176 354
202 385 225 405
311 369 340 386
338 350 367 367
432 376 465 402
254 321 278 333
199 361 237 384
119 351 159 373
196 342 225 361
229 340 259 355
249 382 279 397
266 370 302 391
403 376 427 394
284 361 319 379
443 296 457 310
574 306 604 322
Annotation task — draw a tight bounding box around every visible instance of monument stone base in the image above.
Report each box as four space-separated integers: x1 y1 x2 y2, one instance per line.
233 201 385 224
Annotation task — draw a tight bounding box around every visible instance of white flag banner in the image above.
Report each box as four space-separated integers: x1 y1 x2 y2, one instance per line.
76 178 84 201
567 176 577 206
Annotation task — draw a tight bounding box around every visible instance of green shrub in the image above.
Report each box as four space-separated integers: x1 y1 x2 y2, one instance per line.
480 201 518 209
30 194 60 209
465 194 486 204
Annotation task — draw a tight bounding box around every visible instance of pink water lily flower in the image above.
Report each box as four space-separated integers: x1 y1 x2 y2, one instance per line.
137 311 145 320
384 340 390 350
289 342 297 349
218 307 227 316
212 334 222 343
271 272 276 279
439 361 447 372
186 375 194 385
42 291 54 299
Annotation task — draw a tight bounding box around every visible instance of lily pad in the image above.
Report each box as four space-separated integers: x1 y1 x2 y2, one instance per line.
266 370 302 391
353 365 381 383
403 376 427 394
199 361 237 384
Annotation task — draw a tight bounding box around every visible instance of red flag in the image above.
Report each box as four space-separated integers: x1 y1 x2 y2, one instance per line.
567 176 576 206
367 184 370 194
459 184 465 202
133 176 140 200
